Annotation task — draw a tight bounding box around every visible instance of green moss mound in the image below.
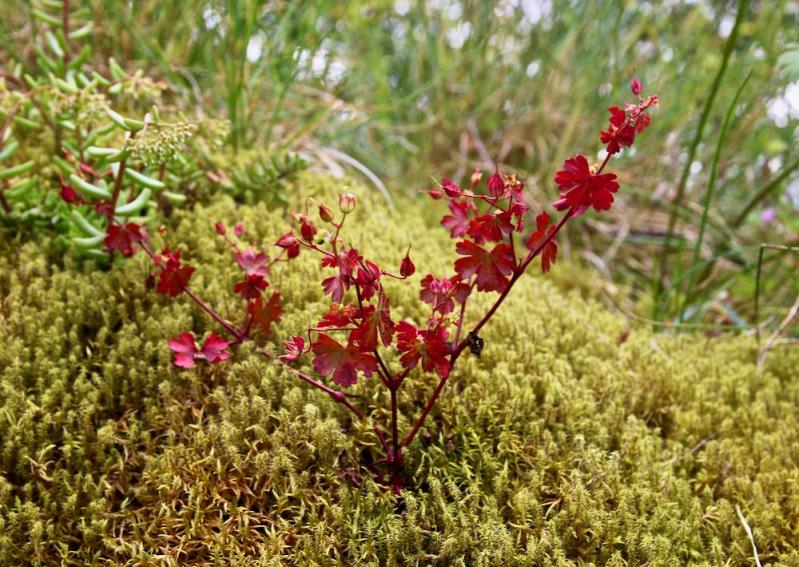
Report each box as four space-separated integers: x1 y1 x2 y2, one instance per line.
1 174 798 566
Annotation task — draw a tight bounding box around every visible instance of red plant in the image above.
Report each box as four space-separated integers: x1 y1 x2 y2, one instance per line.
64 77 657 491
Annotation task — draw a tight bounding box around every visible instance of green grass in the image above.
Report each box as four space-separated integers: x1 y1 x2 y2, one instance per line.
3 1 799 329
1 174 799 564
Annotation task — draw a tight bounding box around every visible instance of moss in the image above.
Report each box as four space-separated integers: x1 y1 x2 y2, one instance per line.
1 173 798 565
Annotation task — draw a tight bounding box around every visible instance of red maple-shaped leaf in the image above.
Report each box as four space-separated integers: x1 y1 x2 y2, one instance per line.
168 332 197 368
355 260 381 301
467 211 514 243
280 335 306 362
199 332 231 363
321 249 360 303
420 274 457 315
318 303 358 327
553 155 619 215
248 291 282 336
234 274 268 299
351 290 394 351
311 334 377 387
454 240 515 292
105 223 146 257
235 249 269 277
526 212 558 273
395 321 451 378
600 106 635 155
168 332 230 368
441 200 473 238
156 249 195 297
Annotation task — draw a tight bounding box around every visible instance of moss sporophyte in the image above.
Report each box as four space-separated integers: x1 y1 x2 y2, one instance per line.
62 77 658 492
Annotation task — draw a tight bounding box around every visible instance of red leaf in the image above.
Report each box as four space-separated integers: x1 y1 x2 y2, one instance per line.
105 223 146 257
311 334 377 387
235 249 269 277
351 290 394 351
248 291 282 336
168 331 230 368
600 106 635 155
159 267 195 296
526 212 558 273
318 303 358 327
275 232 300 259
94 200 115 218
467 211 514 243
454 240 515 292
419 274 456 315
234 274 268 299
355 260 381 301
321 249 360 303
168 332 198 368
553 155 619 215
441 200 473 238
395 321 451 378
280 336 306 362
199 332 231 363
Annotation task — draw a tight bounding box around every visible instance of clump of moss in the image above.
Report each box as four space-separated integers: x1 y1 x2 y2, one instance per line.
1 173 798 565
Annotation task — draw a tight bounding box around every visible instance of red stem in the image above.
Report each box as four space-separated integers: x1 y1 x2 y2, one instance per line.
402 208 574 449
258 350 388 452
139 241 244 340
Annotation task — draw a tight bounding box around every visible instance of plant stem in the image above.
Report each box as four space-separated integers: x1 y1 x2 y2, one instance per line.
678 72 751 322
655 0 749 319
138 241 244 340
390 386 400 465
732 157 799 228
402 208 573 449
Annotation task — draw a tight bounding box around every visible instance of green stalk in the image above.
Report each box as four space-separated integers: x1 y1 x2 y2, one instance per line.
654 0 749 320
679 71 751 322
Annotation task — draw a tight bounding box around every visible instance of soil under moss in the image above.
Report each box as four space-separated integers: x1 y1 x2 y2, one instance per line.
1 174 798 565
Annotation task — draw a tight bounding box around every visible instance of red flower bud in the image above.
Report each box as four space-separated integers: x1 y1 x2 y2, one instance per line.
234 223 245 237
59 182 82 205
400 248 415 278
214 222 227 236
300 221 317 242
487 171 506 198
442 178 463 198
339 193 356 213
428 189 444 200
470 169 483 188
319 203 334 223
630 74 644 96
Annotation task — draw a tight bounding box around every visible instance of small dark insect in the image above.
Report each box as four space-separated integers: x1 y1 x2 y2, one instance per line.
468 332 484 357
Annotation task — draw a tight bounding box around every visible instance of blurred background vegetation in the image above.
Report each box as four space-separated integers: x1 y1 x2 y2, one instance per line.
2 0 799 339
